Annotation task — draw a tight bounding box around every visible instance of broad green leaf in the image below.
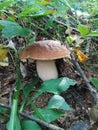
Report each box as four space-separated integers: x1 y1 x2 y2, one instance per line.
21 120 41 130
32 77 76 100
78 24 90 36
6 99 21 130
0 20 32 38
34 108 64 123
91 77 98 89
47 95 72 111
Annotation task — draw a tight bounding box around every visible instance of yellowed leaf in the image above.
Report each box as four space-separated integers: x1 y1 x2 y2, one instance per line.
0 45 9 61
73 48 89 62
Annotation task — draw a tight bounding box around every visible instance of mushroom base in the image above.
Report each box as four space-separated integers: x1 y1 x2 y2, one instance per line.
36 60 58 81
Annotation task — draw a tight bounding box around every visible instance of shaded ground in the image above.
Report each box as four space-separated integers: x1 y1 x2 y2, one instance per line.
0 57 98 130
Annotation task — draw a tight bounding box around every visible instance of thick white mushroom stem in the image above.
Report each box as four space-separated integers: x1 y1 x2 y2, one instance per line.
36 60 58 81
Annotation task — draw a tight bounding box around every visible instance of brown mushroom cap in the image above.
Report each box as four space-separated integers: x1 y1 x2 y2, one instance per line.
20 40 70 60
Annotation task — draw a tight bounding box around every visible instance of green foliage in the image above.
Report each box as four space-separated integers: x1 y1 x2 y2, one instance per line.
25 77 75 124
34 108 64 123
47 95 72 110
88 30 98 37
91 77 98 89
20 77 39 112
0 107 8 119
6 55 22 130
78 24 90 36
32 77 77 100
0 0 14 10
0 20 32 38
21 120 41 130
45 17 54 30
6 99 21 130
17 8 40 17
33 95 71 123
23 77 39 99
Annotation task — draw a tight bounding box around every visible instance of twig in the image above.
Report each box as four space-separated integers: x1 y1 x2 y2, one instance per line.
9 84 15 106
0 103 64 130
0 103 10 109
65 41 97 104
20 112 64 130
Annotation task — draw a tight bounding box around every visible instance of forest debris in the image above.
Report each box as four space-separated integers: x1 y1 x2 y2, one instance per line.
70 121 89 130
0 103 64 130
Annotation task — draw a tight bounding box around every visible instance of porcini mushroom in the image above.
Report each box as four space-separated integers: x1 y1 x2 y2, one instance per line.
20 40 70 81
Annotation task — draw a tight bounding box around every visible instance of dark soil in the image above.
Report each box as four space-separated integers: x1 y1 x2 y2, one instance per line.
0 57 98 130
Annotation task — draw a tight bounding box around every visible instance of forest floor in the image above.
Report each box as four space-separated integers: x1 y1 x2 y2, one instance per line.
0 53 98 130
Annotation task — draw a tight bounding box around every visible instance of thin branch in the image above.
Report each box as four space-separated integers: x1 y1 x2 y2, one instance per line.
65 41 97 104
0 103 10 109
20 112 64 130
9 84 15 107
0 103 64 130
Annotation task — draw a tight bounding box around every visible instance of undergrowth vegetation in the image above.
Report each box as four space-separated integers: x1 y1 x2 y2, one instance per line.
0 0 98 130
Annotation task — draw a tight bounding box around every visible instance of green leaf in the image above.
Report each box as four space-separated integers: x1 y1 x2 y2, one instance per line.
47 95 72 111
91 77 98 89
0 20 32 38
18 7 40 17
78 24 90 36
0 0 14 10
6 99 21 130
21 120 41 130
32 77 76 100
34 108 64 123
0 107 7 114
87 30 98 37
45 17 54 30
93 19 98 26
0 107 8 119
23 76 39 98
29 36 36 44
31 9 56 17
20 76 39 112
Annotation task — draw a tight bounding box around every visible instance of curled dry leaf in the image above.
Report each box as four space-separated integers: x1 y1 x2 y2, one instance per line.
7 40 16 50
0 45 9 66
0 45 9 62
73 48 89 62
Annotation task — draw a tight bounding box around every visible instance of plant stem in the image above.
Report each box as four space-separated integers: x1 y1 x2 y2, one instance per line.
0 103 64 130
